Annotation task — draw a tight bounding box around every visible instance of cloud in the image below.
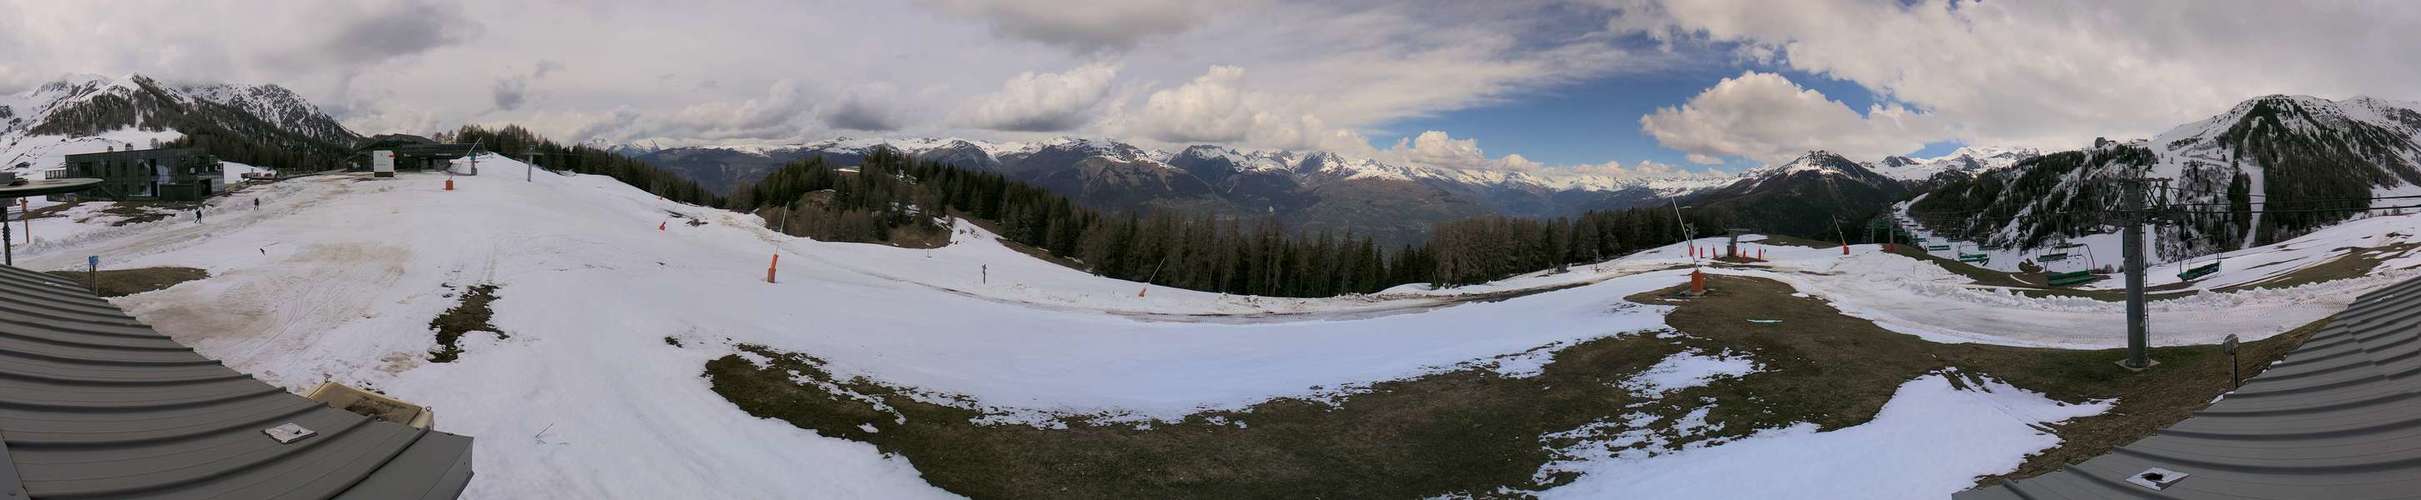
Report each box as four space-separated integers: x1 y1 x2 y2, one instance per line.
822 91 905 131
1640 71 1947 164
1131 66 1258 143
918 0 1240 53
1116 65 1371 152
1391 131 1494 170
573 79 815 143
318 1 482 65
958 63 1118 131
491 78 528 110
1628 0 2421 150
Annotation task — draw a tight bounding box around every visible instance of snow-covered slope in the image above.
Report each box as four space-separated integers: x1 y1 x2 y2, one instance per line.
22 156 2409 497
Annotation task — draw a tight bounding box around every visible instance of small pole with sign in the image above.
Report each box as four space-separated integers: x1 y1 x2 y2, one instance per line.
86 255 99 294
2222 334 2241 389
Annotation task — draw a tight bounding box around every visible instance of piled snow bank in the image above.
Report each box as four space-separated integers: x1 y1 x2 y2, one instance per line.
1539 374 2108 499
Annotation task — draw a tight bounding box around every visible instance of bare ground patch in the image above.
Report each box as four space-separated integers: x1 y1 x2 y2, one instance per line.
427 283 504 362
45 266 210 297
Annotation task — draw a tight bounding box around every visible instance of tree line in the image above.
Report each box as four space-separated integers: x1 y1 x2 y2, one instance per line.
732 148 1724 295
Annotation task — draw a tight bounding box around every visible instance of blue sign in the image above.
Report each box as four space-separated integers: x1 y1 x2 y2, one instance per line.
87 255 98 269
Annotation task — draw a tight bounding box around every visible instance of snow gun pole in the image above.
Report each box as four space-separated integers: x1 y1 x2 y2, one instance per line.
1833 217 1848 255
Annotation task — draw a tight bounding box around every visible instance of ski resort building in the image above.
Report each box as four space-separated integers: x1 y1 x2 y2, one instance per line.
0 265 475 499
1960 276 2421 499
57 147 224 201
356 135 477 175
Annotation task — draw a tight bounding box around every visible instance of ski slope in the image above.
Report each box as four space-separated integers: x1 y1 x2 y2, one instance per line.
16 155 2407 498
13 158 1681 498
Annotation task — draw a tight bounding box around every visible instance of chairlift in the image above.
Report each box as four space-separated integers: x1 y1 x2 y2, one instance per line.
2178 253 2222 281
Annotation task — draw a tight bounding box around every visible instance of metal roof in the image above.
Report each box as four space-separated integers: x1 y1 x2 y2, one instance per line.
0 265 473 499
1960 275 2421 499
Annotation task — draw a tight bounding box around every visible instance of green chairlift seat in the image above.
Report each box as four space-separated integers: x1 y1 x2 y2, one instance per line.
2046 270 2097 287
1958 253 1989 263
2178 261 2222 281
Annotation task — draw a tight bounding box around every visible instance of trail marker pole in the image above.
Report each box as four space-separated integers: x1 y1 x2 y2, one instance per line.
18 198 27 244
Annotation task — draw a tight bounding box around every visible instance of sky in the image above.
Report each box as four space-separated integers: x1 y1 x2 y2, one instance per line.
4 0 2420 177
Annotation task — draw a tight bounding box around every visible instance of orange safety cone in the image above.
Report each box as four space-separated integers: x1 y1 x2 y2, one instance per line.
767 253 779 283
444 178 454 191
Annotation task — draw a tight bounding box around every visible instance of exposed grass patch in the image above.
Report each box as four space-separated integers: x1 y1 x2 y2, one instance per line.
19 201 84 220
45 266 209 297
427 283 504 363
97 201 201 226
706 274 2312 498
709 334 1702 499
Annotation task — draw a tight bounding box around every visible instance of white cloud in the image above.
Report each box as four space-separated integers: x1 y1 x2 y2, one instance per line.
1392 131 1494 170
1119 66 1361 152
1631 0 2421 150
1379 130 1693 180
958 63 1119 132
1641 71 1947 164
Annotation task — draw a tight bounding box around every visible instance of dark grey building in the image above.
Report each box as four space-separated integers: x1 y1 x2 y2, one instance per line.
59 147 224 202
1960 276 2421 499
0 264 474 499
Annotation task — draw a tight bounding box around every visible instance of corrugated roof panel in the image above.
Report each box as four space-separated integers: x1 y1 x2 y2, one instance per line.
1960 275 2421 499
0 264 473 499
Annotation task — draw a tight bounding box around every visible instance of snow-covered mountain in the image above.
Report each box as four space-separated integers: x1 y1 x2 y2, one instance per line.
1868 146 2042 182
623 136 1739 245
1913 94 2421 257
1685 150 1912 237
0 74 360 174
